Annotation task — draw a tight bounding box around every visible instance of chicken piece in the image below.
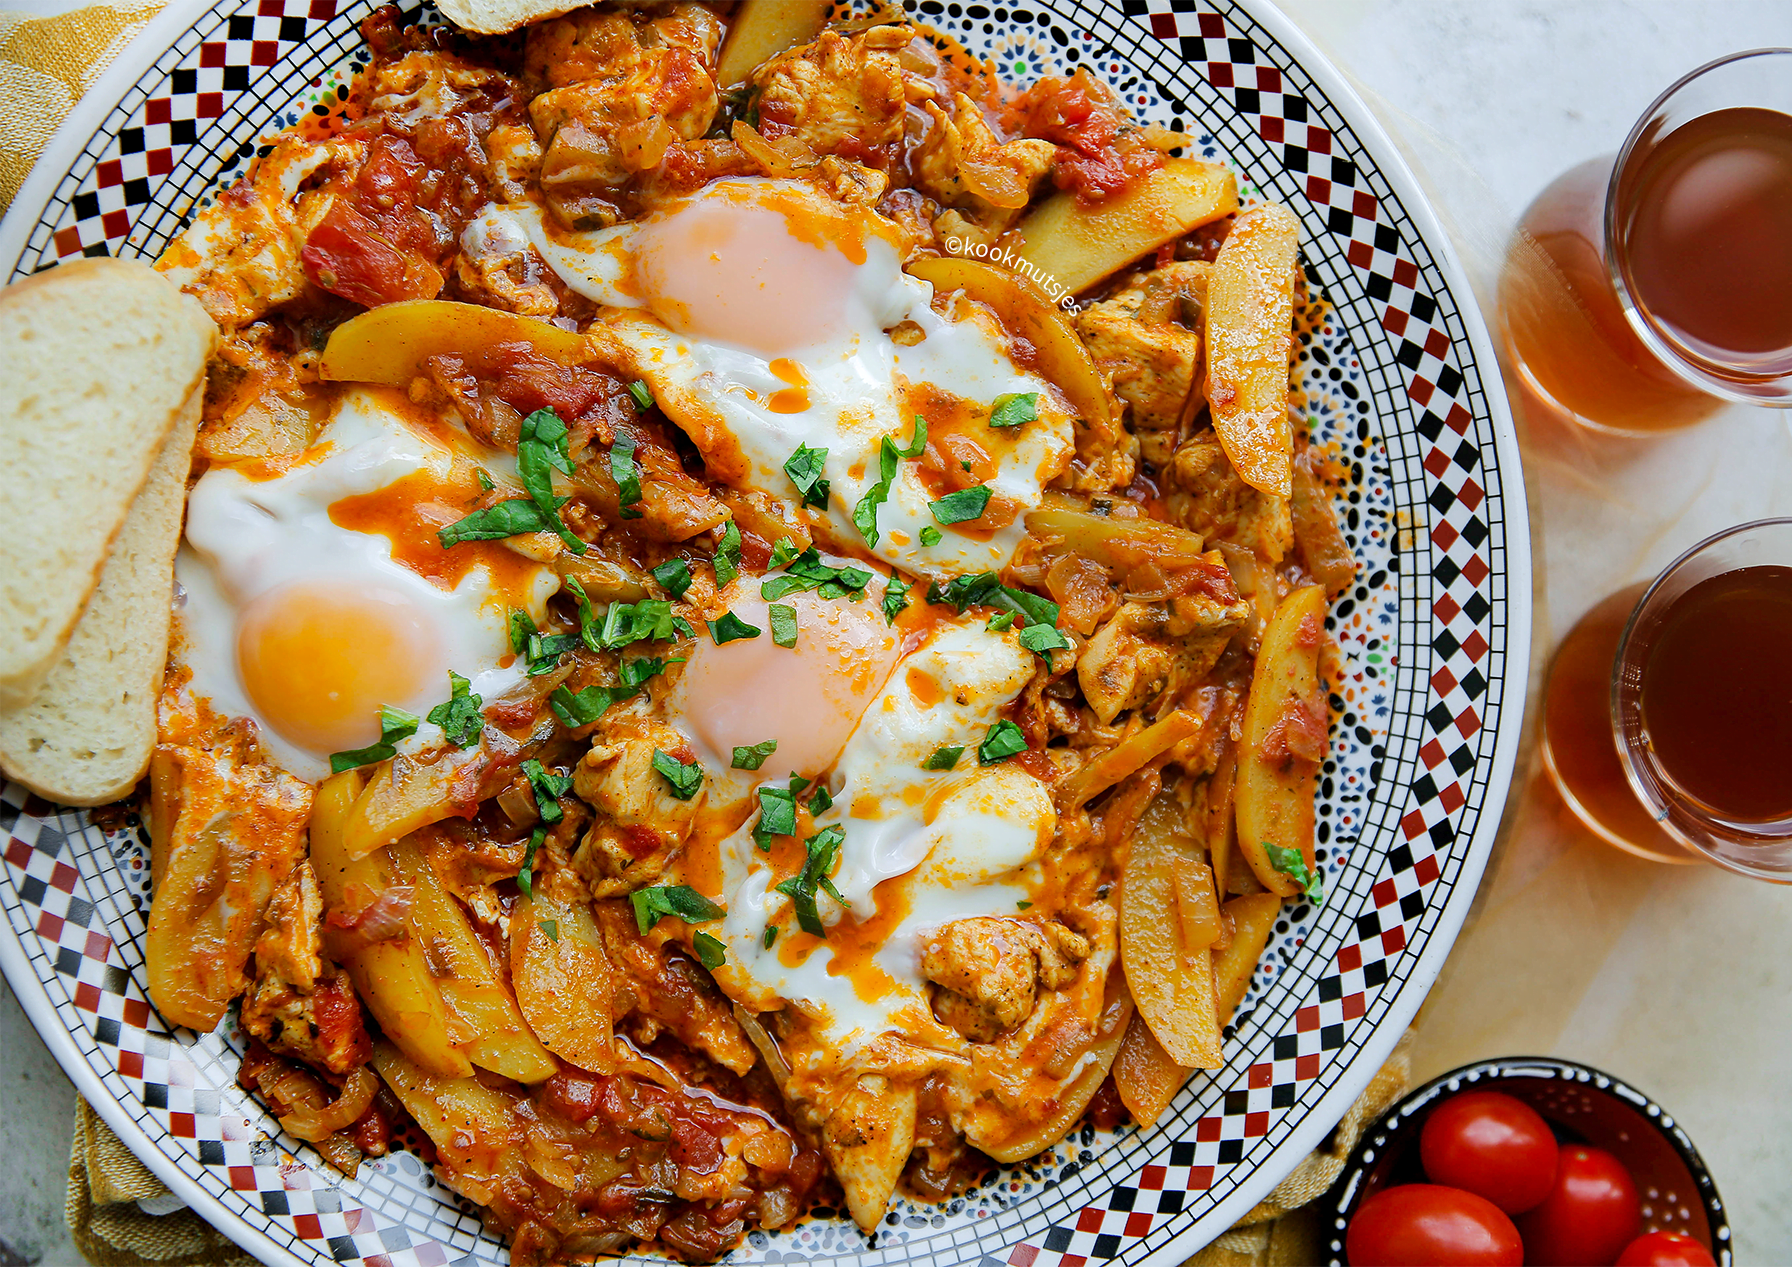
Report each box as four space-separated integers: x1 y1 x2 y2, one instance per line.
921 917 1090 1043
911 91 1056 224
145 699 315 1032
154 136 345 331
453 208 559 316
525 6 723 228
750 26 911 161
1078 591 1248 724
253 862 323 993
1168 428 1295 564
240 969 372 1077
1077 263 1210 467
572 712 705 895
822 1075 919 1232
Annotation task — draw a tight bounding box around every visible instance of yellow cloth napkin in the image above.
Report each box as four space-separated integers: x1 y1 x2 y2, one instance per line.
0 2 161 211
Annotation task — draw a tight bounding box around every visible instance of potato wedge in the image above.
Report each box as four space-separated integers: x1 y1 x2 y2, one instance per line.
1234 584 1326 897
319 299 593 385
370 1040 526 1202
1014 158 1238 295
906 254 1112 433
1205 202 1300 497
388 838 557 1083
1024 506 1207 571
1060 708 1199 810
1119 795 1223 1068
511 892 622 1074
1214 893 1282 1021
310 771 472 1078
715 0 830 88
340 745 485 861
1113 1008 1189 1128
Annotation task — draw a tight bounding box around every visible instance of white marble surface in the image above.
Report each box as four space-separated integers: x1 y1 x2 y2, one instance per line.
4 2 1792 1265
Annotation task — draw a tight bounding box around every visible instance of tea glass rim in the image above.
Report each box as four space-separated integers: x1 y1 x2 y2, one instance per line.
1610 517 1792 884
1602 46 1792 408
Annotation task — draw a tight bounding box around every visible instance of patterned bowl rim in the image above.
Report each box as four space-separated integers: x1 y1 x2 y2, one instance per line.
0 1 1533 1263
1323 1055 1734 1266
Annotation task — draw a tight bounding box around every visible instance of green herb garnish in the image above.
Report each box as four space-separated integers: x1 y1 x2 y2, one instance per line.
775 825 847 937
426 672 483 748
653 558 692 599
921 745 963 771
851 416 927 547
977 718 1028 766
709 610 761 643
627 380 654 411
1266 844 1324 904
609 432 643 520
919 525 942 546
988 391 1039 428
926 573 1060 627
548 656 674 726
520 758 572 824
1018 621 1073 664
769 602 798 647
652 750 704 801
517 826 543 899
928 484 992 526
731 740 778 770
783 444 831 510
763 924 778 949
539 918 559 941
692 931 727 970
808 782 833 815
987 612 1016 632
753 782 800 851
713 519 741 588
328 705 420 774
760 547 872 602
882 573 911 625
598 598 679 650
508 609 537 656
630 884 724 934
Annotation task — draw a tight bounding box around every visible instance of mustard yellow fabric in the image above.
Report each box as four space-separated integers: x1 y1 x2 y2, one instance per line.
0 2 161 210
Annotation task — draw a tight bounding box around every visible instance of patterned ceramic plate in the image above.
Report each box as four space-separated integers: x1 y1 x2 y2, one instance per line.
0 2 1529 1264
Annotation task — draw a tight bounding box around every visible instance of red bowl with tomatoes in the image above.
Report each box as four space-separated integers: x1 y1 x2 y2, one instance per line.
1325 1057 1731 1266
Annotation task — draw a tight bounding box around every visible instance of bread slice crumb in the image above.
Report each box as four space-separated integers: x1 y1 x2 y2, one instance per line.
0 258 214 707
0 387 199 806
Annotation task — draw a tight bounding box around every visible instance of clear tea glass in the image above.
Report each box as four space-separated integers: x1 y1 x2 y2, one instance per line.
1613 519 1792 883
1499 48 1792 434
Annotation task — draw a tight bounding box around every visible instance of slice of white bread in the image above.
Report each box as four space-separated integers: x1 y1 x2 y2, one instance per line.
0 388 199 805
0 258 214 707
434 0 585 35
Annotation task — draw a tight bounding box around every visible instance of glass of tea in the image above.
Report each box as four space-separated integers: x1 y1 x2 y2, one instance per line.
1499 48 1792 434
1612 519 1792 883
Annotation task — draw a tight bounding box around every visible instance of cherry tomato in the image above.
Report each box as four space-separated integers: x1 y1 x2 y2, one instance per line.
1615 1230 1718 1267
1345 1184 1523 1266
1517 1144 1641 1266
1419 1090 1559 1214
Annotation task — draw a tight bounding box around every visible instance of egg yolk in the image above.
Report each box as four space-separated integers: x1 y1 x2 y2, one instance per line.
675 587 902 781
236 579 443 756
632 183 868 357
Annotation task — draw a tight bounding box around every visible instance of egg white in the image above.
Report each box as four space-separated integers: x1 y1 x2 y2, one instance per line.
175 389 560 781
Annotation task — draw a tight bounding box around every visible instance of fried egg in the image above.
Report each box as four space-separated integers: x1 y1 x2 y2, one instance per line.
480 179 1077 580
673 616 1056 1056
175 388 560 781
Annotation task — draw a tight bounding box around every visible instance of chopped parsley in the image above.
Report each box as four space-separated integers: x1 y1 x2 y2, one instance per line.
598 598 681 650
692 931 727 970
731 740 778 770
925 573 1060 628
652 557 693 599
808 782 833 815
928 484 992 526
517 826 544 900
539 918 559 941
426 672 484 748
760 547 872 602
549 656 673 726
988 391 1039 428
882 573 912 625
328 705 419 774
438 498 573 551
852 416 927 547
630 884 724 934
517 408 589 554
709 610 762 643
713 520 742 588
769 537 800 569
520 758 572 824
775 825 847 937
652 749 704 800
919 525 942 546
763 924 779 949
1266 844 1324 904
475 466 495 492
977 718 1029 766
921 745 964 771
986 612 1016 632
627 379 654 411
783 444 831 510
752 779 806 851
769 602 798 647
508 609 538 656
1018 621 1073 665
526 630 581 675
609 432 643 520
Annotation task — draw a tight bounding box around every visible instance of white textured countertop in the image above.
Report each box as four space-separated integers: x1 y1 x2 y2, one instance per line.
4 2 1790 1264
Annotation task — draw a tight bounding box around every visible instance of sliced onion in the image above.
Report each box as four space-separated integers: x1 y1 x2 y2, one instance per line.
273 1067 377 1142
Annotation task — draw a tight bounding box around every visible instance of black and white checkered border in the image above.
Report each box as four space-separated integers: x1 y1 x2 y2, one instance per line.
0 0 1527 1262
